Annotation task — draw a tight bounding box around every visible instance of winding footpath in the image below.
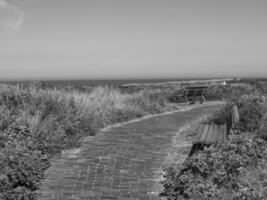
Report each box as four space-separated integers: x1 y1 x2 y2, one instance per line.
38 102 221 200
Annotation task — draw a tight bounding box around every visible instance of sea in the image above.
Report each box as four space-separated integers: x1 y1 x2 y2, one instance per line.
0 78 231 88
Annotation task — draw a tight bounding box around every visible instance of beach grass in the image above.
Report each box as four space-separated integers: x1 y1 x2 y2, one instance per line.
0 82 179 199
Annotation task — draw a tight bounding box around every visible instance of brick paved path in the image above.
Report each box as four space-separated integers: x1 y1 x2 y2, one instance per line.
38 102 220 200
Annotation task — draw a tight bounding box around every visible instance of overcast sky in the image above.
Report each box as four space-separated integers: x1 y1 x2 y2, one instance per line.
0 0 267 80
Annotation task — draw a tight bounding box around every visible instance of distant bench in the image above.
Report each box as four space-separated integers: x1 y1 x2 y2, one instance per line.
172 86 208 104
189 105 240 156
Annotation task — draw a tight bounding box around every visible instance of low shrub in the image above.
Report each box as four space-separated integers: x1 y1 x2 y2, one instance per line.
205 83 257 102
0 125 50 200
161 135 267 200
207 94 267 132
237 95 267 132
206 102 233 125
258 112 267 140
162 80 267 200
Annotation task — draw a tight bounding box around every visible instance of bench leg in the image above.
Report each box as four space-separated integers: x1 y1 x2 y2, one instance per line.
185 96 194 104
184 96 189 104
200 95 205 104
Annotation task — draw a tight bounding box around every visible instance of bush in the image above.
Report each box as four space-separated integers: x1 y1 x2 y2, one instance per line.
206 103 233 125
205 84 257 102
162 80 267 200
207 95 267 132
161 135 267 200
258 112 267 140
237 95 267 132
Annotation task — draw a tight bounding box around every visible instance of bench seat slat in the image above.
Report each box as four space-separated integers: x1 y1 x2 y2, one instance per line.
200 124 209 142
213 125 219 143
197 123 228 144
197 124 205 140
212 125 220 143
206 124 215 143
222 124 227 142
217 125 224 142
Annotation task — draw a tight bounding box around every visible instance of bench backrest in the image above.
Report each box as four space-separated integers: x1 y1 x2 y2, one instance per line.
231 105 239 125
184 86 208 97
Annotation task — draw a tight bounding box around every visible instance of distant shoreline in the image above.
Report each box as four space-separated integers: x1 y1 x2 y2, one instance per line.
120 78 234 87
0 78 236 88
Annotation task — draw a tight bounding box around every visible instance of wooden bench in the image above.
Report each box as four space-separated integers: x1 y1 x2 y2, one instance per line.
189 123 227 156
189 105 239 156
173 86 208 104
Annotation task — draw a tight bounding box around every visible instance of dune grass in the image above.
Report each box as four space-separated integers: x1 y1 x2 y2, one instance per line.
0 83 179 199
3 79 260 199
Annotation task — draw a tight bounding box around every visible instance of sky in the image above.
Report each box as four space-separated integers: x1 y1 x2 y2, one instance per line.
0 0 267 80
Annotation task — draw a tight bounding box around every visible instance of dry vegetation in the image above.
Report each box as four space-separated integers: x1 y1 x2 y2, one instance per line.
2 79 267 200
0 82 178 199
161 80 267 200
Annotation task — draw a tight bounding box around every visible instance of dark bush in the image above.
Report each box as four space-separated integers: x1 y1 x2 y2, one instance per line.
205 84 257 102
206 103 233 125
237 95 267 132
258 112 267 140
161 135 267 200
0 85 94 199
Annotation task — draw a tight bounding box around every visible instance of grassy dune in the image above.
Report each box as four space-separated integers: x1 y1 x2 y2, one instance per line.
162 80 267 200
2 79 266 199
0 83 179 199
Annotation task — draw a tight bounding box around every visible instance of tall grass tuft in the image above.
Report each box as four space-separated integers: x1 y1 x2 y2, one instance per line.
0 83 178 199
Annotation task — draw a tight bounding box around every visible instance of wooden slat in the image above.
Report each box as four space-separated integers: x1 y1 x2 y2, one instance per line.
213 125 221 142
222 124 227 142
212 125 220 143
208 124 215 143
197 123 228 144
190 123 229 156
217 125 225 142
200 124 209 142
223 124 227 142
190 107 234 156
197 124 205 140
231 105 240 125
206 124 215 143
212 124 219 143
206 124 213 142
187 89 196 96
195 88 205 96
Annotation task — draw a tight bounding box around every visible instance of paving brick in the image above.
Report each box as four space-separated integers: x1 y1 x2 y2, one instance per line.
38 103 219 199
